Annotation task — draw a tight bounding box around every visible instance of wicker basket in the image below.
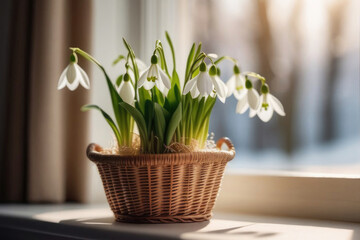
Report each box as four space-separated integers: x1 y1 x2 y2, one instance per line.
86 137 235 223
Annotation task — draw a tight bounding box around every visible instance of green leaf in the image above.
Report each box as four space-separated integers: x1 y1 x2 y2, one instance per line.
204 96 216 116
192 67 200 79
194 42 202 58
137 88 151 114
112 55 125 65
144 100 154 137
116 74 123 87
153 87 165 106
185 43 195 82
154 103 166 147
71 48 124 140
165 31 176 70
122 38 141 99
165 102 182 145
191 98 200 122
119 102 148 143
164 70 181 114
81 104 122 145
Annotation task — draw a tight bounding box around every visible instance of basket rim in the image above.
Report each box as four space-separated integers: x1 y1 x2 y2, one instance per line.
87 137 235 166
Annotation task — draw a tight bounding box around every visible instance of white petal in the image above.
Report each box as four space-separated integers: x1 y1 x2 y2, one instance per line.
207 53 218 59
135 58 147 72
183 76 198 95
197 72 213 96
218 94 226 103
155 79 169 96
247 88 260 110
234 90 247 100
211 76 227 99
119 81 135 106
249 109 257 118
233 74 247 99
66 63 77 84
257 104 274 122
148 64 157 78
57 66 69 90
162 85 169 96
77 65 90 89
214 76 228 103
190 85 200 98
143 80 155 90
226 75 235 97
157 66 171 89
66 65 81 91
236 74 246 87
138 67 150 88
269 94 286 116
66 80 80 91
236 96 249 114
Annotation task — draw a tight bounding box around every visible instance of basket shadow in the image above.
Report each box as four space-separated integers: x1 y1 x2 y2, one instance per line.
60 216 211 233
60 217 279 238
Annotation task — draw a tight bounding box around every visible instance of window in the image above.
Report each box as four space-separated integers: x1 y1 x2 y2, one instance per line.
88 0 360 221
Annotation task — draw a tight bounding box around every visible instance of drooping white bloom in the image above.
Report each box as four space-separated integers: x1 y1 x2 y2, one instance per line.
235 75 260 114
226 65 246 99
137 55 171 93
57 53 90 91
183 63 227 101
210 67 228 103
250 85 285 122
118 73 135 106
212 75 228 103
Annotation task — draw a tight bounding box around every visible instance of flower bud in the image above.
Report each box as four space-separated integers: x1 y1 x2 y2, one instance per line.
70 53 77 63
261 84 269 94
124 73 130 82
199 62 207 72
209 65 217 76
233 65 240 74
245 76 252 89
151 55 158 64
216 67 221 76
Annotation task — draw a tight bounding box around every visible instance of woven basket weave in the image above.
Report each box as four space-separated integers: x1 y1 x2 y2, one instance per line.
87 137 235 223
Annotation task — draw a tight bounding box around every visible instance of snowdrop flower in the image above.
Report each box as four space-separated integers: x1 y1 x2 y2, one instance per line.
58 53 90 91
250 84 286 122
211 67 228 103
118 73 135 106
226 65 246 99
183 63 227 100
236 75 260 114
138 55 171 93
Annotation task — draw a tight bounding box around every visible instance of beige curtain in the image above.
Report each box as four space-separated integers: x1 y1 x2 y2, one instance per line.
27 0 92 202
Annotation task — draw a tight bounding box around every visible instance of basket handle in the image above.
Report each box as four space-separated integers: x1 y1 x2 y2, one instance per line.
216 137 235 153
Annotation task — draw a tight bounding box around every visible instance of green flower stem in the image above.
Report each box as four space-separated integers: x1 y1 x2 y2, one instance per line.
155 44 171 78
205 55 215 65
246 72 266 83
72 47 134 148
184 53 206 86
214 55 238 65
122 38 140 99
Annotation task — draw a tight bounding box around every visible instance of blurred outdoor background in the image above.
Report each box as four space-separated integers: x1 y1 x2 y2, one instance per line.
90 0 360 173
189 0 360 172
0 0 359 203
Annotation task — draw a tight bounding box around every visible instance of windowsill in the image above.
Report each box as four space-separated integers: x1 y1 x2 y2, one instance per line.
0 204 358 240
216 172 360 222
